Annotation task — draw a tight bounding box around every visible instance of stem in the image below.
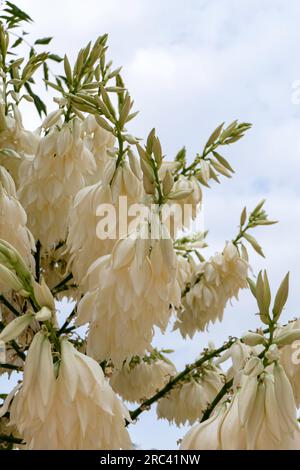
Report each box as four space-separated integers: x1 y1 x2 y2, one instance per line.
45 321 60 353
233 220 251 245
58 306 77 335
0 295 21 317
10 341 25 361
0 434 24 445
34 240 41 282
128 339 235 423
200 378 233 422
181 140 220 177
151 157 164 205
0 363 21 371
115 129 124 169
51 272 73 295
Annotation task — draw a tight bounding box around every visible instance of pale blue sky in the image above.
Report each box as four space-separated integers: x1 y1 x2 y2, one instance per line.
1 0 300 449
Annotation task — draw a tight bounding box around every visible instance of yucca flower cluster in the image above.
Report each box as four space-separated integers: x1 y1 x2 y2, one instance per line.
110 351 176 403
9 332 131 449
175 241 248 337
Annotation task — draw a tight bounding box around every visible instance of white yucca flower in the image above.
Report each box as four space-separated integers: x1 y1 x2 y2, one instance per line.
18 117 96 247
180 397 242 450
10 332 132 449
175 242 248 338
110 355 176 402
157 365 224 425
0 104 39 185
66 181 113 286
176 255 193 290
0 165 35 273
164 175 202 234
83 115 115 185
278 318 300 406
216 340 253 380
77 214 181 365
67 157 143 285
181 360 300 449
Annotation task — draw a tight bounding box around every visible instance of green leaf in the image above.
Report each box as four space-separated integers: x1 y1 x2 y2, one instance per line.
5 1 32 23
43 62 49 89
11 37 22 48
48 54 63 63
24 83 47 117
34 37 53 45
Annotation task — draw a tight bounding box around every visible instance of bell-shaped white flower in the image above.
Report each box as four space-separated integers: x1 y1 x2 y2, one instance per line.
278 319 300 406
83 115 115 185
0 166 35 275
0 105 39 185
180 404 226 450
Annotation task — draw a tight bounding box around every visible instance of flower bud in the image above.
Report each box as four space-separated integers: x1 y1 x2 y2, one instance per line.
242 331 266 346
0 239 32 285
0 312 34 343
41 109 63 129
35 306 52 322
162 170 174 196
0 264 24 292
33 278 55 310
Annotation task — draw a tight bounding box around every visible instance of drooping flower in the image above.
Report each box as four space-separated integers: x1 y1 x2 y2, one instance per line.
19 116 96 247
10 333 132 450
180 398 243 450
110 354 176 403
175 254 195 291
157 365 224 425
175 242 248 338
278 318 300 406
0 104 39 185
0 165 35 273
77 213 181 366
164 175 202 235
216 340 252 380
66 181 113 286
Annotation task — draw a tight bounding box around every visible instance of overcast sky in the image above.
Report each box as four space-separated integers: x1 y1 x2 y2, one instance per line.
2 0 300 449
